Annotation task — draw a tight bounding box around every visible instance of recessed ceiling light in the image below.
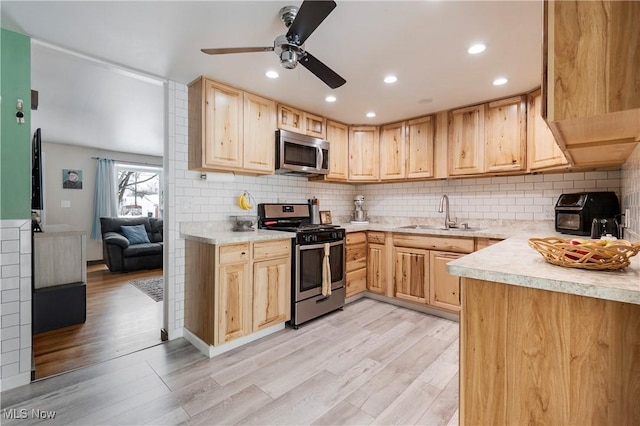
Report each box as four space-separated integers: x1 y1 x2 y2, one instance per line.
325 95 336 103
366 112 376 118
493 77 508 86
384 75 398 84
265 70 279 79
467 43 486 54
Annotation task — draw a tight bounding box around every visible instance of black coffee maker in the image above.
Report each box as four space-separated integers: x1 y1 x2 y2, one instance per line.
590 217 619 239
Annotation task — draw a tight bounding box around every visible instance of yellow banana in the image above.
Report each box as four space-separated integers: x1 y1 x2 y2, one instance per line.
238 192 253 210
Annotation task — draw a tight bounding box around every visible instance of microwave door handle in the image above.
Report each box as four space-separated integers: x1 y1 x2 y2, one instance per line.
316 147 323 171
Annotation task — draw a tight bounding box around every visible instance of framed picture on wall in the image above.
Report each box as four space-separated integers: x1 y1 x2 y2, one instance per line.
320 210 332 224
62 169 83 189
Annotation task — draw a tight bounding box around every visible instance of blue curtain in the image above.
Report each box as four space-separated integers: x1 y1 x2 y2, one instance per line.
91 158 118 240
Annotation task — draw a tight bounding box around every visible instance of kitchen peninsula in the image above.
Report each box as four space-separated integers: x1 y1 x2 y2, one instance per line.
448 237 640 425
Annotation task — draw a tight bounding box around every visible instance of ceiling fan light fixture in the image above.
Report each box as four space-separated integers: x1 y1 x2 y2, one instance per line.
279 49 299 69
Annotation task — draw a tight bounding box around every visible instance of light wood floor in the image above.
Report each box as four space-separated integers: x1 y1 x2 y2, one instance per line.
5 298 459 425
32 264 163 379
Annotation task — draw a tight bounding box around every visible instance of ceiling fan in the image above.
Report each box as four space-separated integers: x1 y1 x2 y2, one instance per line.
201 0 346 89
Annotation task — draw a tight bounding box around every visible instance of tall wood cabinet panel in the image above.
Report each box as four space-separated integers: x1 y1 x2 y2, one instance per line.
379 121 406 180
216 243 251 345
527 89 568 171
485 96 527 172
253 257 290 331
345 232 367 297
349 126 380 181
449 105 485 175
204 80 243 169
326 120 349 181
429 251 463 313
243 92 276 173
367 232 386 294
406 116 435 179
544 0 640 167
393 247 429 304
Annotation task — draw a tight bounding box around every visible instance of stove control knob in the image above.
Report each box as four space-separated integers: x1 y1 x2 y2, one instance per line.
331 232 338 239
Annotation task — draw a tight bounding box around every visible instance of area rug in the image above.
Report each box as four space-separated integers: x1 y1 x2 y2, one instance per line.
129 277 163 302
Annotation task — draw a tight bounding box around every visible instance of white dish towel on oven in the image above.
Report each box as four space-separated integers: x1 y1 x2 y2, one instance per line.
322 243 332 296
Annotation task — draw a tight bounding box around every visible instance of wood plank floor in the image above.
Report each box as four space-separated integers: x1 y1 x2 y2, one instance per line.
32 264 163 379
4 299 460 425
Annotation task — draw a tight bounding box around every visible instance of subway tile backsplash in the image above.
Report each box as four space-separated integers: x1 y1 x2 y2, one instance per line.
356 171 621 223
621 144 640 241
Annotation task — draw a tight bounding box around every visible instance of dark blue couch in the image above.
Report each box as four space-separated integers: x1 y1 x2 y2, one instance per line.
100 216 163 272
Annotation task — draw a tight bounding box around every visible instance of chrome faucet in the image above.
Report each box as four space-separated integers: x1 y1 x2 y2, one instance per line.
438 194 457 229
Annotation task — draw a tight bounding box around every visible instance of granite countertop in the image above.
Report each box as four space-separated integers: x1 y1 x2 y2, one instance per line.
180 222 293 244
447 234 640 305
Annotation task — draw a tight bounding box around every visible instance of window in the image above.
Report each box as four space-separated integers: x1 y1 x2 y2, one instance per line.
115 164 163 218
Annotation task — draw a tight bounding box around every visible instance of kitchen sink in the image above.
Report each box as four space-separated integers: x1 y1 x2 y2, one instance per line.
397 225 484 232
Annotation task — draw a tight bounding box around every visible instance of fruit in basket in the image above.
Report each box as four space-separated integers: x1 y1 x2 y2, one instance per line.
237 192 253 210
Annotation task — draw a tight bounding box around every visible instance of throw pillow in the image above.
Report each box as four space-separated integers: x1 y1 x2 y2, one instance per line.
121 224 150 245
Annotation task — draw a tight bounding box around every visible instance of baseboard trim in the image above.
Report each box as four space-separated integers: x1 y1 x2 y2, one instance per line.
364 292 460 322
183 323 285 358
0 371 31 392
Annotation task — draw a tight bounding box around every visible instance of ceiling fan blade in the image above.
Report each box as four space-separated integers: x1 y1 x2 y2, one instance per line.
299 51 346 89
201 47 274 55
286 0 336 45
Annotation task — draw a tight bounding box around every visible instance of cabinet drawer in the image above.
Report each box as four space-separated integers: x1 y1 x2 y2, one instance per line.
219 243 250 265
346 242 367 272
346 232 367 245
253 239 291 261
368 231 385 244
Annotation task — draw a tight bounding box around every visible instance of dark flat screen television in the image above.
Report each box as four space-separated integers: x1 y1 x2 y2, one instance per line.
31 128 43 210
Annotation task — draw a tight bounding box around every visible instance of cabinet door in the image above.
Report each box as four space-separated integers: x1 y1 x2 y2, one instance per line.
326 120 349 180
449 105 485 175
485 96 527 172
253 256 290 331
380 121 406 180
349 126 380 181
394 247 429 304
407 116 435 179
243 92 276 173
367 243 386 294
304 112 326 139
346 232 367 298
277 104 304 133
204 80 243 169
527 89 568 170
217 262 251 345
429 251 463 312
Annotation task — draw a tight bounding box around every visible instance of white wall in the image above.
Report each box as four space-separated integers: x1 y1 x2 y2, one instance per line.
40 142 162 260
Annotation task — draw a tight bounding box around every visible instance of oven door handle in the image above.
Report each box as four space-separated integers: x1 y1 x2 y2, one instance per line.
298 239 343 251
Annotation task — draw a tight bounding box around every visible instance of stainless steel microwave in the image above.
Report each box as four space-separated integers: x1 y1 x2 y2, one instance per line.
275 129 329 176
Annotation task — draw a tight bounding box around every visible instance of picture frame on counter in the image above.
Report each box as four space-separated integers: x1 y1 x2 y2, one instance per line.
320 211 332 224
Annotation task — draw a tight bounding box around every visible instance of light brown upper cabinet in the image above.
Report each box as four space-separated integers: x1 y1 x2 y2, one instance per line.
527 89 568 171
277 104 326 139
325 120 349 181
349 126 380 181
543 0 640 167
407 116 435 179
188 77 276 175
189 78 243 171
243 92 276 173
449 104 485 176
484 96 527 173
379 121 406 180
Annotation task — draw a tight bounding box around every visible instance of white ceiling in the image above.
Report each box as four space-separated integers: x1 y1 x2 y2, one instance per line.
1 1 543 156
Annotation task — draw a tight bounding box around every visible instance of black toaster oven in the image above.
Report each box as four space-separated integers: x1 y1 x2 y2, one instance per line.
554 192 620 236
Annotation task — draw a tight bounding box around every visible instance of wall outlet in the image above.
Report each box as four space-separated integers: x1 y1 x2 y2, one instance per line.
61 200 71 208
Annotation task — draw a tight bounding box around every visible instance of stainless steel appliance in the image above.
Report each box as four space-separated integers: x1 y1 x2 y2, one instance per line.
555 192 620 236
275 130 330 176
258 203 345 328
351 194 368 224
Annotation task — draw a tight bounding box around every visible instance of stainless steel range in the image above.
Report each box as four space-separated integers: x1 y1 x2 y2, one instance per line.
258 203 345 328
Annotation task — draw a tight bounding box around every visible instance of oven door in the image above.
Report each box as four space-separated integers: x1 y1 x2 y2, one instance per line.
295 239 345 302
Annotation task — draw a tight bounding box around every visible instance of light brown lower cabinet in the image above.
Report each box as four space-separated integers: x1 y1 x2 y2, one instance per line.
429 251 463 313
461 278 640 425
393 246 429 304
345 232 367 297
367 242 386 295
184 238 291 346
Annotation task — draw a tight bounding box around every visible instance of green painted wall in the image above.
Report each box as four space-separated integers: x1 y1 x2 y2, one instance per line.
0 29 31 220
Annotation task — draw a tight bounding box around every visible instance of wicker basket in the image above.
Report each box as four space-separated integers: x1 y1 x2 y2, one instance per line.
528 237 640 270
